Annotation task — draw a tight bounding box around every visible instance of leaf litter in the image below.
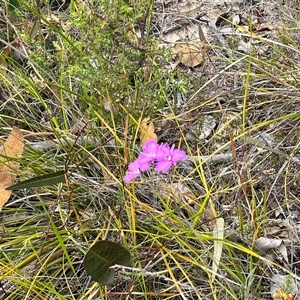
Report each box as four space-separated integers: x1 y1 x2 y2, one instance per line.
0 127 24 211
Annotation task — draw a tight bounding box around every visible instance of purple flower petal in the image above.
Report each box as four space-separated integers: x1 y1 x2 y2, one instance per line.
128 160 141 172
155 160 172 173
135 156 151 172
155 143 171 161
140 139 160 163
123 160 141 183
155 143 186 172
123 172 139 184
170 148 186 163
142 139 159 152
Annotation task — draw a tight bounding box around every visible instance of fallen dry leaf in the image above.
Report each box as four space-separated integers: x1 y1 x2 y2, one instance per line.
0 127 24 211
254 237 283 255
256 23 277 32
171 44 203 68
139 117 157 146
0 39 25 77
0 47 12 77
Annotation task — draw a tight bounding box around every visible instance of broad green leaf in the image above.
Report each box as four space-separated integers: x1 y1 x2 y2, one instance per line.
6 170 66 190
83 240 131 285
212 217 224 282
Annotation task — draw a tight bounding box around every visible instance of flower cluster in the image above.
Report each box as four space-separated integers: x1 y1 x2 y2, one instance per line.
123 139 186 184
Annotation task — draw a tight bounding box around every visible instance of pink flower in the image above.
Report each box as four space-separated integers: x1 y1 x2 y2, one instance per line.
135 155 151 172
123 140 187 183
155 144 186 173
137 139 160 166
123 160 142 184
142 139 160 161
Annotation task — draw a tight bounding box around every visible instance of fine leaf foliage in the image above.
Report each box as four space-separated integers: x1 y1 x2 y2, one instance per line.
83 241 131 285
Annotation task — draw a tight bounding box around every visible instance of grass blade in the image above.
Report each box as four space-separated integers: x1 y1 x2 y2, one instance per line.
212 217 224 282
6 170 66 190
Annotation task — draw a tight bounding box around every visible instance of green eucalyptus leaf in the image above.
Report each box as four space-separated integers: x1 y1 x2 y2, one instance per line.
83 241 131 285
6 170 66 190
